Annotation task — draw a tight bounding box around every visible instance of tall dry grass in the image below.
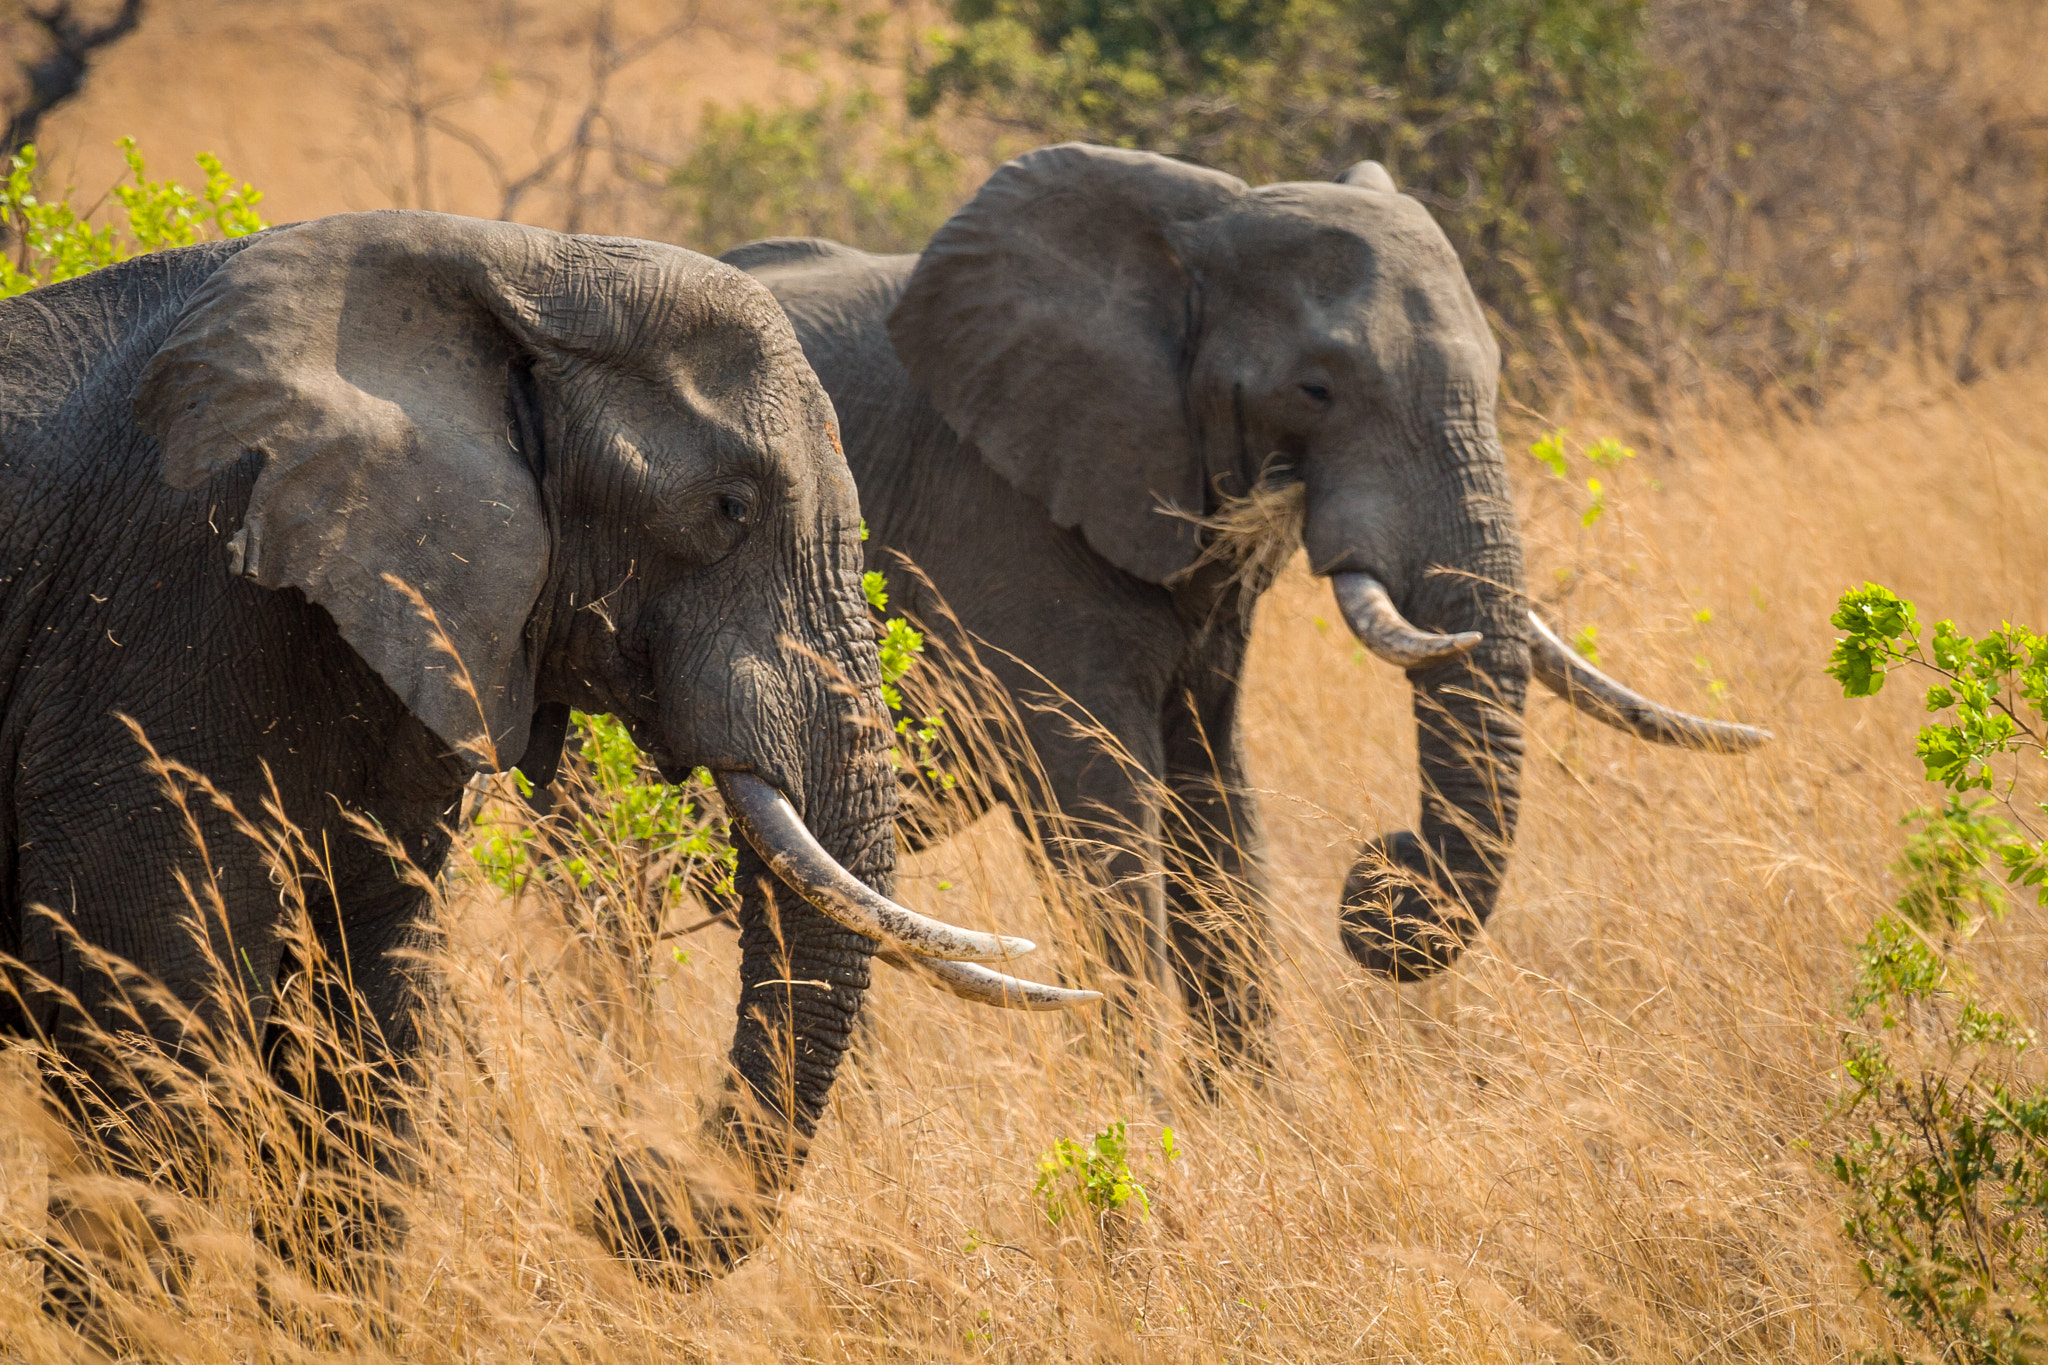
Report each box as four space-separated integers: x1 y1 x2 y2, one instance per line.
3 360 2046 1362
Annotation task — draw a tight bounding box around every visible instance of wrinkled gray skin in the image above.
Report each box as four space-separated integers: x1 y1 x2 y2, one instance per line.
0 211 892 1293
726 144 1532 1058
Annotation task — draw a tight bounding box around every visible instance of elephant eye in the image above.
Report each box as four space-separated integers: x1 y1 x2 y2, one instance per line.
718 493 752 525
1299 382 1333 404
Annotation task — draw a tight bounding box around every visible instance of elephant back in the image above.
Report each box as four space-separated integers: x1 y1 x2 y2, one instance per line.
0 236 264 475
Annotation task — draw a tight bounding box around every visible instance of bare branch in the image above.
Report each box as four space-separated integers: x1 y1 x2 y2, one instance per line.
323 0 703 231
3 0 147 160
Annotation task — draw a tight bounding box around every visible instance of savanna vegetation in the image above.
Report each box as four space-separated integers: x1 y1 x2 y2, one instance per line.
2 1 2047 1360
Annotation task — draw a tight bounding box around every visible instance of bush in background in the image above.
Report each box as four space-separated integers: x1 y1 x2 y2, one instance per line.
709 0 2048 407
907 0 1676 365
0 138 264 296
669 84 962 254
1649 0 2048 403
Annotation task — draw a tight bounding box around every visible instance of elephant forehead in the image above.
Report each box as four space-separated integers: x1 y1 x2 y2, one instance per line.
542 236 811 376
555 297 823 455
582 375 848 534
1198 267 1409 357
1199 188 1459 291
1250 180 1444 237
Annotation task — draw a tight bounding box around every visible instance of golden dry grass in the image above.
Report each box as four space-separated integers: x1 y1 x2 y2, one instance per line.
7 5 2048 1354
1 360 2044 1362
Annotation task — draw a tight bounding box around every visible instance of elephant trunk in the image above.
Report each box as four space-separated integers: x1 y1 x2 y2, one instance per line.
598 539 896 1280
601 533 1094 1282
709 558 898 1266
1337 415 1530 979
721 746 894 1174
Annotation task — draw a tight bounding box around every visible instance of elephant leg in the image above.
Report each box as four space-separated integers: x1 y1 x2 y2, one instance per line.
1007 697 1170 1009
1161 679 1276 1075
6 759 288 1341
256 823 448 1319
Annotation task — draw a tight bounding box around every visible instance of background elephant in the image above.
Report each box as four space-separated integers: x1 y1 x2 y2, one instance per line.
0 209 1076 1307
725 144 1765 1062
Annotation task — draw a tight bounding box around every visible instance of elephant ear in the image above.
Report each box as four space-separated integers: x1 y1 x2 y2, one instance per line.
887 144 1248 583
135 211 556 772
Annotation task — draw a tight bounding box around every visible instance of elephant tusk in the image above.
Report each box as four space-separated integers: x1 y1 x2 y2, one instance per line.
875 946 1103 1011
1331 572 1484 669
716 771 1037 963
1526 611 1772 753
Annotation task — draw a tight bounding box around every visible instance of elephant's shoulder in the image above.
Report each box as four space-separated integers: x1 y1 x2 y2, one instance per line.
2 238 260 398
0 237 261 479
724 241 918 394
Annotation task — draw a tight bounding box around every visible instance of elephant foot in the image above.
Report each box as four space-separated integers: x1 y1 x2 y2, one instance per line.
39 1188 190 1355
595 1147 767 1284
1340 831 1477 981
1182 996 1275 1099
247 1185 407 1348
1186 1031 1275 1100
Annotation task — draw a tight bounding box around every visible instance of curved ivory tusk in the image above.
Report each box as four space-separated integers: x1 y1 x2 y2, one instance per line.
1331 573 1483 669
876 946 1104 1012
1526 611 1772 752
716 771 1035 963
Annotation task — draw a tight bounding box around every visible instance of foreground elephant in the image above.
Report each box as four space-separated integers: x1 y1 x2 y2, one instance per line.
727 145 1765 1058
0 210 1086 1304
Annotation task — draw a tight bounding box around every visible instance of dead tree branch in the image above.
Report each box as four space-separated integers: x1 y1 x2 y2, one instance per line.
323 1 707 233
3 0 146 161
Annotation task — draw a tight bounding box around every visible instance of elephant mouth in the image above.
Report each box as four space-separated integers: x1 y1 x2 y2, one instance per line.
709 771 1100 1011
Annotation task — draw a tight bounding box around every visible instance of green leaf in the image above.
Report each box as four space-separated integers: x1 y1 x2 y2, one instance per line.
1 140 266 299
1826 582 1919 697
1033 1120 1152 1225
1580 477 1606 526
1585 436 1636 467
877 615 925 685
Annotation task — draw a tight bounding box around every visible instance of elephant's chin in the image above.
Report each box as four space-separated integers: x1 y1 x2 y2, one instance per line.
595 1148 769 1285
1339 831 1476 981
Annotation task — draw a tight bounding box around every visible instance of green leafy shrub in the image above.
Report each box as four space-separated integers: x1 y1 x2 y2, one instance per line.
669 85 963 254
1826 583 2048 1363
474 712 736 915
862 558 952 791
1528 427 1637 527
1 139 265 297
1033 1121 1178 1227
906 0 1678 354
1527 426 1717 692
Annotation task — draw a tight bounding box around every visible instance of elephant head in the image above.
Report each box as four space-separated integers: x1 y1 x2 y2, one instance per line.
887 145 1765 981
131 210 1088 1277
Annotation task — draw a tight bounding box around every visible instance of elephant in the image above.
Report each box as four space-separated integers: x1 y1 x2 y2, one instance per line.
723 144 1767 1063
0 208 1089 1314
